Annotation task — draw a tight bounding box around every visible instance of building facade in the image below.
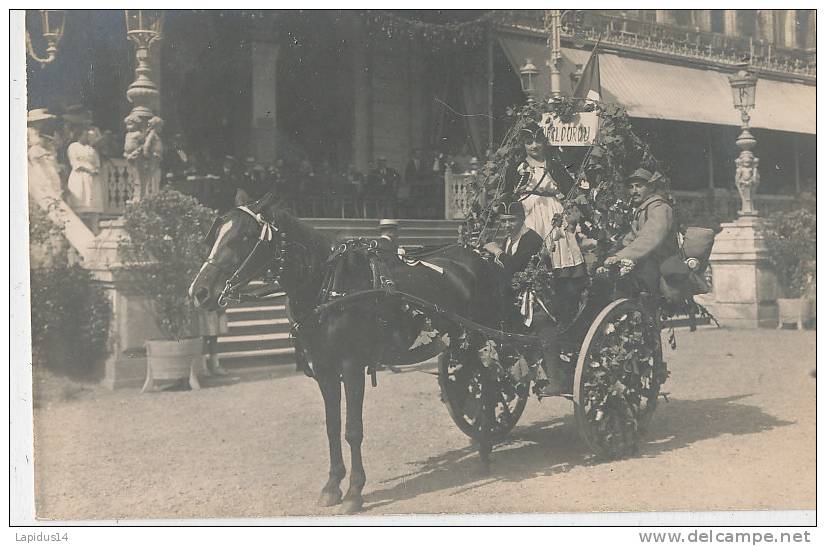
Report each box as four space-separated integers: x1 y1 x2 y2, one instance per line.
27 9 816 218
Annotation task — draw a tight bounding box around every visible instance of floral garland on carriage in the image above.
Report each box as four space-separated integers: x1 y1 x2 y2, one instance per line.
456 97 667 319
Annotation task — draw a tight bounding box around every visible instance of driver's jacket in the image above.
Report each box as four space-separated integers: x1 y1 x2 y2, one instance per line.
616 194 678 292
495 229 543 278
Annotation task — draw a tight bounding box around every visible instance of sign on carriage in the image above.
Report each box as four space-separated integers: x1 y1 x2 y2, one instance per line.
541 111 599 147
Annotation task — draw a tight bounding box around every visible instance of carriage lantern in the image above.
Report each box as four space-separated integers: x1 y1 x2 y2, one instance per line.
26 10 66 67
519 58 539 103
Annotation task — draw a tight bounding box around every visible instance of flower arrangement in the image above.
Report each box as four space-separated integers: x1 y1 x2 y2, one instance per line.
119 189 217 339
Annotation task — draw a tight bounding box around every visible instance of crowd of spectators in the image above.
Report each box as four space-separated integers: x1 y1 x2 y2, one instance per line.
162 143 463 218
29 104 478 220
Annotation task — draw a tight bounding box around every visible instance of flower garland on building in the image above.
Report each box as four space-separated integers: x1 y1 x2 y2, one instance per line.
363 10 496 45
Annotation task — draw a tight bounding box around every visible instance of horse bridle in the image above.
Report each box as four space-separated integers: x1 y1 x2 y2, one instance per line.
208 205 287 308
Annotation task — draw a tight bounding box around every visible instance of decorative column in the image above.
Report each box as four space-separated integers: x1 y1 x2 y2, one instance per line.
545 10 562 98
655 10 677 26
723 10 738 36
123 10 164 202
695 10 713 32
782 10 798 48
705 66 778 328
250 18 279 163
352 14 373 173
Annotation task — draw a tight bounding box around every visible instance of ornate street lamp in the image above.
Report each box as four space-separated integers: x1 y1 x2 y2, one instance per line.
124 10 164 118
25 10 66 67
728 64 760 217
519 58 539 103
123 10 165 202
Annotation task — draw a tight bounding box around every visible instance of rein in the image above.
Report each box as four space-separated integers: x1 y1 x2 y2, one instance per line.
217 206 285 307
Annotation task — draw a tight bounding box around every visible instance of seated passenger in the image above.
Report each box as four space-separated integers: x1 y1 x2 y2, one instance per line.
482 203 542 278
602 168 677 297
483 203 568 396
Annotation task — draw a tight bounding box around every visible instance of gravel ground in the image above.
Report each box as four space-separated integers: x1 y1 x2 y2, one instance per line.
32 328 815 520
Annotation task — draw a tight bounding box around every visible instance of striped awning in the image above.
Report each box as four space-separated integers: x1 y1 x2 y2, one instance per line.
496 34 815 134
562 47 815 135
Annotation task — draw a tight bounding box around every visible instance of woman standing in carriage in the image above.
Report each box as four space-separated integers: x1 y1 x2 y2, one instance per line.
507 123 587 279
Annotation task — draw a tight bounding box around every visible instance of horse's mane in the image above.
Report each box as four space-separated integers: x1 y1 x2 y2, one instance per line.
258 194 332 262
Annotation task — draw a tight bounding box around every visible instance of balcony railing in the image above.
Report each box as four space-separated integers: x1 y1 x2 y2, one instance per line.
497 10 816 79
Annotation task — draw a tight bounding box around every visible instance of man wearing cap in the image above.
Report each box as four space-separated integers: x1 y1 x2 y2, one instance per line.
376 219 400 254
604 168 677 295
483 203 566 396
483 203 543 278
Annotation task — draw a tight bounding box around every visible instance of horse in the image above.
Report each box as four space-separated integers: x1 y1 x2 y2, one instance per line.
188 193 517 514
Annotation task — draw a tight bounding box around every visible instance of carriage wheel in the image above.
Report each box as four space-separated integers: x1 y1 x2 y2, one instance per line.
437 351 528 443
573 298 668 459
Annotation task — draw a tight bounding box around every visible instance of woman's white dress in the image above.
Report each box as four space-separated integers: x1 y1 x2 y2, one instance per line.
67 141 104 213
27 128 62 197
519 155 583 270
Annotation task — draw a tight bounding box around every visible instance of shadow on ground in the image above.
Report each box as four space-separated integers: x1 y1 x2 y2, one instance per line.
363 394 793 511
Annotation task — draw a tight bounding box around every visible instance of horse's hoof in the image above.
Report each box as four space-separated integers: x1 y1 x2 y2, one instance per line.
340 497 363 514
318 489 342 507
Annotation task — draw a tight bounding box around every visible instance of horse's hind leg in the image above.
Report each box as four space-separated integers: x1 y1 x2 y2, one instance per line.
317 368 346 507
341 359 367 514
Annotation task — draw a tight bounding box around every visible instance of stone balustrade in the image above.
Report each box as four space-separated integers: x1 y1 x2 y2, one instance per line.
444 167 480 220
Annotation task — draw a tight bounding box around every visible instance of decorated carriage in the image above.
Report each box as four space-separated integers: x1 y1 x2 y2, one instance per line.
190 95 716 511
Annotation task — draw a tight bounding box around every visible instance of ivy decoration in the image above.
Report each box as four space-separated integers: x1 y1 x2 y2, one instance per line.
458 95 672 261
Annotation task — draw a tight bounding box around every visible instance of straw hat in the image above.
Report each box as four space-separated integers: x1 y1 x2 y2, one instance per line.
379 219 399 229
27 108 56 125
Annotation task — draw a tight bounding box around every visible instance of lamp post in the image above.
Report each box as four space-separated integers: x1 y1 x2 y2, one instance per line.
25 10 66 67
728 64 760 217
123 10 164 201
545 10 562 98
519 58 539 103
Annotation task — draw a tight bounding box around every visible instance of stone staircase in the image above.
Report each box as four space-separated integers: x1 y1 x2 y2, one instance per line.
217 218 462 369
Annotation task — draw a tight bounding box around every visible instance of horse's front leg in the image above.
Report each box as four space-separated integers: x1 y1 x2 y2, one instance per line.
316 366 346 507
341 359 367 514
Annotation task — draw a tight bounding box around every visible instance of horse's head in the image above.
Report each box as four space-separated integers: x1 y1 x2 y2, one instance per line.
189 194 285 311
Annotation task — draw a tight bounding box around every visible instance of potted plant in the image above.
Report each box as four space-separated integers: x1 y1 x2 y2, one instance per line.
761 209 816 328
119 188 217 388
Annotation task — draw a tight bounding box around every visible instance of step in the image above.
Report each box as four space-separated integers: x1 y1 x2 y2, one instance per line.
228 318 291 336
218 347 296 368
225 304 287 321
228 318 290 328
217 332 292 352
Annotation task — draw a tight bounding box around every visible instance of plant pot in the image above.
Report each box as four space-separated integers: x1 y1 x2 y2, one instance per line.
776 298 810 329
142 337 204 392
